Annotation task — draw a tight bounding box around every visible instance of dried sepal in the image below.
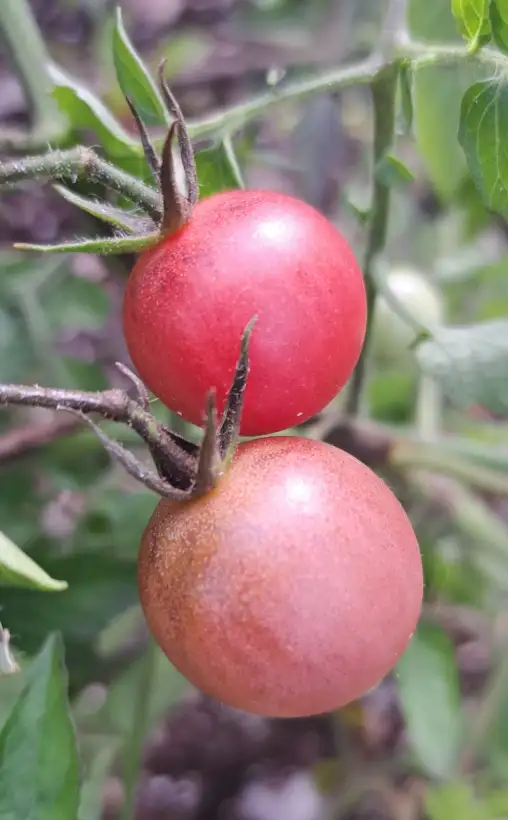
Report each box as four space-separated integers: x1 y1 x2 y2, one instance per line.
219 317 257 459
158 60 199 207
193 391 223 496
64 410 189 500
125 95 161 182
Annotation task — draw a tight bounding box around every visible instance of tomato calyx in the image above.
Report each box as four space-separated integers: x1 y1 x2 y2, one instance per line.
2 64 200 257
0 320 256 502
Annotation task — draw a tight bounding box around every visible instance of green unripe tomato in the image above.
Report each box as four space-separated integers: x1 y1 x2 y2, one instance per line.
371 266 444 367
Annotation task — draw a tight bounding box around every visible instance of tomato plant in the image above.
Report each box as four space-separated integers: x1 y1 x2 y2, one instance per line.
5 0 508 817
123 189 366 436
138 435 423 718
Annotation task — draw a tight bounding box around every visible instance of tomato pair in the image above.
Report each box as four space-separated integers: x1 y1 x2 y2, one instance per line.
125 187 423 718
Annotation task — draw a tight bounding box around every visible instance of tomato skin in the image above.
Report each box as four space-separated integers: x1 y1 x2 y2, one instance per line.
138 436 423 718
123 190 366 436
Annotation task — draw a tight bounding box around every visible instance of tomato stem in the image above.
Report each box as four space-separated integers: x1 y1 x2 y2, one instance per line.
345 61 400 416
0 324 255 500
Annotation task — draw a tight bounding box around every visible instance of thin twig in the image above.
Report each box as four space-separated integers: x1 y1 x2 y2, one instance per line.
0 415 80 462
0 382 194 481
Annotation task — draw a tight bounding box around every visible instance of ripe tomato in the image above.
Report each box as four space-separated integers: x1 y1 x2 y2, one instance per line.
138 436 423 718
123 190 366 436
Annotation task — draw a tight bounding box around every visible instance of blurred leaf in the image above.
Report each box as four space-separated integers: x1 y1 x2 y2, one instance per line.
451 0 490 44
0 307 34 382
409 0 460 40
74 489 156 555
78 744 117 820
0 634 80 820
0 531 67 591
459 81 508 216
417 320 508 414
42 273 110 334
50 65 140 158
490 0 508 53
195 142 244 198
413 66 470 201
93 643 187 737
113 8 168 127
375 154 414 187
0 550 139 692
397 622 462 778
409 0 480 199
367 370 415 424
426 782 484 820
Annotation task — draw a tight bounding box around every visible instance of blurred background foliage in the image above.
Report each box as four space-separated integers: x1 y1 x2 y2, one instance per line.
3 0 508 819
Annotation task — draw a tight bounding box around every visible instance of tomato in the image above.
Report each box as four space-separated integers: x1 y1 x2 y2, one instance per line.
123 190 366 436
138 436 423 718
372 266 444 367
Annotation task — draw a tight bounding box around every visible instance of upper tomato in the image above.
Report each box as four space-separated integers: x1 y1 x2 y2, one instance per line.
123 190 366 435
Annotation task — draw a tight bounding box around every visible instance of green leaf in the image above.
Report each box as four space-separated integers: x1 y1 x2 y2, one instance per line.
375 154 415 187
0 634 80 820
0 549 139 693
451 0 490 45
54 185 153 234
14 232 159 255
409 0 485 200
396 622 463 778
195 141 244 197
490 1 508 56
409 0 460 41
426 782 484 820
113 8 168 128
413 67 469 200
459 81 508 217
50 65 140 159
0 531 67 591
417 320 508 414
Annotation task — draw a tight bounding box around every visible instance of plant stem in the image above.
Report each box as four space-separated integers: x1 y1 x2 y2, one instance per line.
0 147 162 221
0 0 67 149
345 61 399 416
0 380 194 483
415 373 442 440
187 56 381 140
391 438 508 496
120 637 158 820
